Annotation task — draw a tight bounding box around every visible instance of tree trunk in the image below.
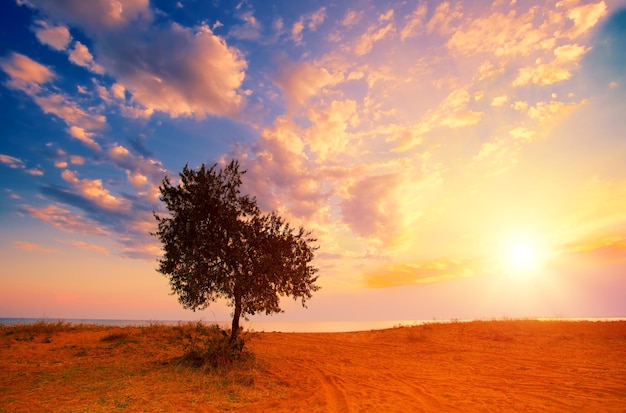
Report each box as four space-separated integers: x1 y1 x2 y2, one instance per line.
230 294 242 343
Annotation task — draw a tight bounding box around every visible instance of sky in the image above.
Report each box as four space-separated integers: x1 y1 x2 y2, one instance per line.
1 0 626 325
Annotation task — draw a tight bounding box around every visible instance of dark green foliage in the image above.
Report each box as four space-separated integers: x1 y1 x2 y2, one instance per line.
153 160 320 344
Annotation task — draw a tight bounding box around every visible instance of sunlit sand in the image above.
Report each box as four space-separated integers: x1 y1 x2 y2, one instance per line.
1 320 625 412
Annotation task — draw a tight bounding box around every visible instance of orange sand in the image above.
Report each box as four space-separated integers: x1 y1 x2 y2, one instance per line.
1 320 625 412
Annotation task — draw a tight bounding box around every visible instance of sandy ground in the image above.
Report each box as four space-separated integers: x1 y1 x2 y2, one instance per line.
1 320 625 412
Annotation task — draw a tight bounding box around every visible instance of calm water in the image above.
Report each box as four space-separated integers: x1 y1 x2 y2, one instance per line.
1 317 624 332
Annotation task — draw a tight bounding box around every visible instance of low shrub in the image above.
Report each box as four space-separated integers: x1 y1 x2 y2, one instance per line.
175 322 250 369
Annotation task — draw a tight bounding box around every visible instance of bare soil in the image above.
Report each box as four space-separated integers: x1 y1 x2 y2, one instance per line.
1 320 625 412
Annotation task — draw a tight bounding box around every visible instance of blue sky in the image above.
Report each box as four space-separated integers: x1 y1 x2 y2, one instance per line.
1 0 626 323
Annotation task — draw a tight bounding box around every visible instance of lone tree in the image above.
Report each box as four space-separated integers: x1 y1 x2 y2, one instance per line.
153 160 319 344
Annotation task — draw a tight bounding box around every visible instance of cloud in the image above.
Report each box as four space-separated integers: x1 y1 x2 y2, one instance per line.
354 22 394 56
32 20 71 50
426 1 462 35
12 241 56 253
68 126 102 151
491 95 509 107
292 7 327 44
339 170 427 248
34 94 106 130
305 100 358 160
22 0 151 33
0 154 25 169
229 10 262 40
400 2 427 41
20 204 110 236
21 1 247 120
68 41 105 74
563 0 608 38
61 169 127 210
0 52 54 92
97 23 247 118
66 240 109 254
342 10 363 27
365 259 474 288
272 58 338 110
509 127 536 142
512 44 589 87
447 8 553 57
527 99 586 123
231 116 329 223
106 143 165 196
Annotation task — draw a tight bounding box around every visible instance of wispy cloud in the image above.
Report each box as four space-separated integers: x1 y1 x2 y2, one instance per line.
12 241 56 253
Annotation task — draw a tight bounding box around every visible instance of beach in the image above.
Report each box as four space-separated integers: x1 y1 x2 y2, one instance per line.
1 320 625 412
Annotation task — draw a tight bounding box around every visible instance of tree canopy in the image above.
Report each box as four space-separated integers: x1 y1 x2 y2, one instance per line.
153 160 319 342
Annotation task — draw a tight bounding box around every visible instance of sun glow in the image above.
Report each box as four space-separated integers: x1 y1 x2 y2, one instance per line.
499 236 548 275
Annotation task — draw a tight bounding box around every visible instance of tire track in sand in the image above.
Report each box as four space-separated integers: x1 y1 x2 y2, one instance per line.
315 368 352 413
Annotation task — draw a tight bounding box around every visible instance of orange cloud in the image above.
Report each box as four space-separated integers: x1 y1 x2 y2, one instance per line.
400 3 427 41
563 1 607 38
68 126 101 151
366 259 474 288
353 22 394 56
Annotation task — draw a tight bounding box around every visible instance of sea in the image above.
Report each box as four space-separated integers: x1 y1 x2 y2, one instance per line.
1 317 624 333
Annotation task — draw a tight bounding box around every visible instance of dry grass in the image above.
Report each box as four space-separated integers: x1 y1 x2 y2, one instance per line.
1 320 625 412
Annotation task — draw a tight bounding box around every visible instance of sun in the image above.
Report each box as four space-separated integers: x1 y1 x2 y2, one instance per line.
499 236 547 275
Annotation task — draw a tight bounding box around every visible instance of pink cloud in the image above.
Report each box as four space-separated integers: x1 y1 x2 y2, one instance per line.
291 7 327 44
23 0 151 32
0 154 25 169
61 170 127 210
34 94 106 130
400 3 427 41
68 126 101 151
12 241 56 253
341 173 403 244
32 20 71 50
21 204 109 236
66 240 109 254
272 59 337 110
353 22 394 56
100 24 247 118
68 41 105 74
0 52 54 92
